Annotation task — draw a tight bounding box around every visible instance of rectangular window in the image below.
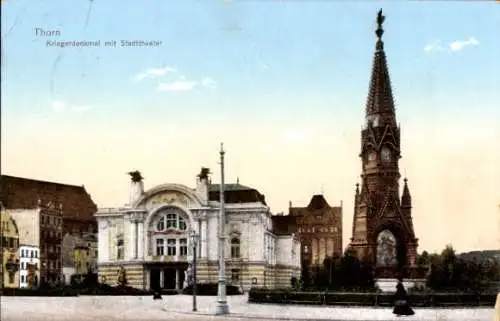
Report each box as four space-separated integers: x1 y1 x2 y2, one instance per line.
166 214 177 229
155 238 164 256
231 269 240 284
21 249 24 258
167 239 176 256
21 275 25 283
179 238 188 256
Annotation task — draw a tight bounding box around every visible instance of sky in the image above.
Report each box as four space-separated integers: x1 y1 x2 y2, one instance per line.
2 1 499 254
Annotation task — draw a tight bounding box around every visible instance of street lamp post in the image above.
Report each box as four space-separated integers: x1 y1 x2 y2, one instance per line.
189 228 199 312
215 143 229 315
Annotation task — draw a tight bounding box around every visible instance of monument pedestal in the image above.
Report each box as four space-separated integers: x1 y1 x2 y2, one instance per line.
374 265 428 292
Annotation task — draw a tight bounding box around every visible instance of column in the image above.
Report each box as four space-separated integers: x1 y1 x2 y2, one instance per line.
176 269 180 290
146 269 150 290
202 219 208 259
134 221 139 259
197 219 202 258
137 221 144 259
129 220 136 260
160 268 164 288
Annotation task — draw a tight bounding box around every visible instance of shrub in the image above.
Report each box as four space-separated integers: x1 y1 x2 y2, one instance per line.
182 283 242 296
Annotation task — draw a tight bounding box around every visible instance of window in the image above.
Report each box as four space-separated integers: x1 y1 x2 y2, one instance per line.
167 239 176 256
178 217 186 230
21 249 25 258
21 275 25 283
117 239 124 260
231 238 240 259
166 214 177 229
156 216 165 231
31 250 34 258
179 238 188 256
231 269 240 284
155 238 164 256
41 216 45 224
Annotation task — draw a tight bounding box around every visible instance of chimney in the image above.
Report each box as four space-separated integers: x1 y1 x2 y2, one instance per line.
196 167 210 204
128 170 144 205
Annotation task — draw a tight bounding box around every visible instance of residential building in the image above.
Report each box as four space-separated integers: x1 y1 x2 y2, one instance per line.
0 207 20 288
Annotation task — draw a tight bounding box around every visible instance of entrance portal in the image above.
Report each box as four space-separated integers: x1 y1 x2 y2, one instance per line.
147 265 187 291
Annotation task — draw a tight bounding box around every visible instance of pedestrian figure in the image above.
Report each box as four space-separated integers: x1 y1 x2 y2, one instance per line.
153 287 162 300
392 277 415 317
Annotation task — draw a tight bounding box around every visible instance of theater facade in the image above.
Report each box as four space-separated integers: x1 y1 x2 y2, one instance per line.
95 169 301 292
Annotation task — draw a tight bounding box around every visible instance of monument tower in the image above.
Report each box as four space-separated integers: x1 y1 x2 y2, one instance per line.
348 10 422 281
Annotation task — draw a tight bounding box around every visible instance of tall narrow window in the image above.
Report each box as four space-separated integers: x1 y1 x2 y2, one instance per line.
155 238 164 256
231 269 240 284
117 239 124 260
166 214 177 229
179 238 188 256
231 238 240 259
178 217 186 231
167 239 176 256
156 216 165 231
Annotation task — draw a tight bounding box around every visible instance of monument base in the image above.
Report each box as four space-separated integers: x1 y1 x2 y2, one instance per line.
375 278 425 293
215 301 229 315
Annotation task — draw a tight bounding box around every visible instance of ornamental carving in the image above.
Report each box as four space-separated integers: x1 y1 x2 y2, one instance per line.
145 191 191 210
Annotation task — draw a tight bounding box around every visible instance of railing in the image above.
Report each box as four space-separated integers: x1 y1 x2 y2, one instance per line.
146 255 188 262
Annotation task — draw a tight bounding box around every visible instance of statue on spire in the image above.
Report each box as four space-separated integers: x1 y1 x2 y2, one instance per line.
376 9 385 39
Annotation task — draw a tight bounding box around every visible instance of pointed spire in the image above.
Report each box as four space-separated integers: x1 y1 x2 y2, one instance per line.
365 9 396 123
401 177 412 207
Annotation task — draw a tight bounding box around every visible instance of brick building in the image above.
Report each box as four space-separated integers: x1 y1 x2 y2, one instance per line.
0 175 98 285
288 195 343 278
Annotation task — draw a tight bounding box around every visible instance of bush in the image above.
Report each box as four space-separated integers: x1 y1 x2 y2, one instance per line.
247 288 498 307
78 283 151 296
182 283 242 296
0 286 79 297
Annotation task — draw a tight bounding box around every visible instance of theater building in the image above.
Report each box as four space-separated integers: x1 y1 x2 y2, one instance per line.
96 169 301 292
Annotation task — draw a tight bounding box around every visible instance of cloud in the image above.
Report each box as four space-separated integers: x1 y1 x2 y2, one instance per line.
51 100 92 113
424 41 445 53
52 100 67 113
157 80 197 92
449 37 479 52
133 67 177 82
424 37 479 53
201 77 217 88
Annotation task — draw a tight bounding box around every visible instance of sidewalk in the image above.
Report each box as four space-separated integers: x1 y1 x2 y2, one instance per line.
163 295 495 321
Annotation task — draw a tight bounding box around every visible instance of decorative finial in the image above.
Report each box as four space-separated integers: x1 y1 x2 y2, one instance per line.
220 142 225 155
128 170 143 183
237 177 239 184
376 9 385 39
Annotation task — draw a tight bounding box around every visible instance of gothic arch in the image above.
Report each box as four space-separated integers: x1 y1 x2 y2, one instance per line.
373 221 408 268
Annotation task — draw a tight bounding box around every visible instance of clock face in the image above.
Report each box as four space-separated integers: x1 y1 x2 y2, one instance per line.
381 147 391 162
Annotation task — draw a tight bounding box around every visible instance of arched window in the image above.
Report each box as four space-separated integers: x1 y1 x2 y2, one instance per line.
156 216 165 231
231 238 240 259
117 238 124 260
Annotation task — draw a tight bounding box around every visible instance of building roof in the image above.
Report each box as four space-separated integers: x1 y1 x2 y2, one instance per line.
208 183 267 205
271 215 297 235
289 194 341 217
0 175 97 220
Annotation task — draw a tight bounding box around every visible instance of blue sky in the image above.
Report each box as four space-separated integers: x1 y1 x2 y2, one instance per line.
2 1 500 252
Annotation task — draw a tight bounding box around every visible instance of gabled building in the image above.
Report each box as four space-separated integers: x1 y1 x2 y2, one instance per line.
288 195 343 277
